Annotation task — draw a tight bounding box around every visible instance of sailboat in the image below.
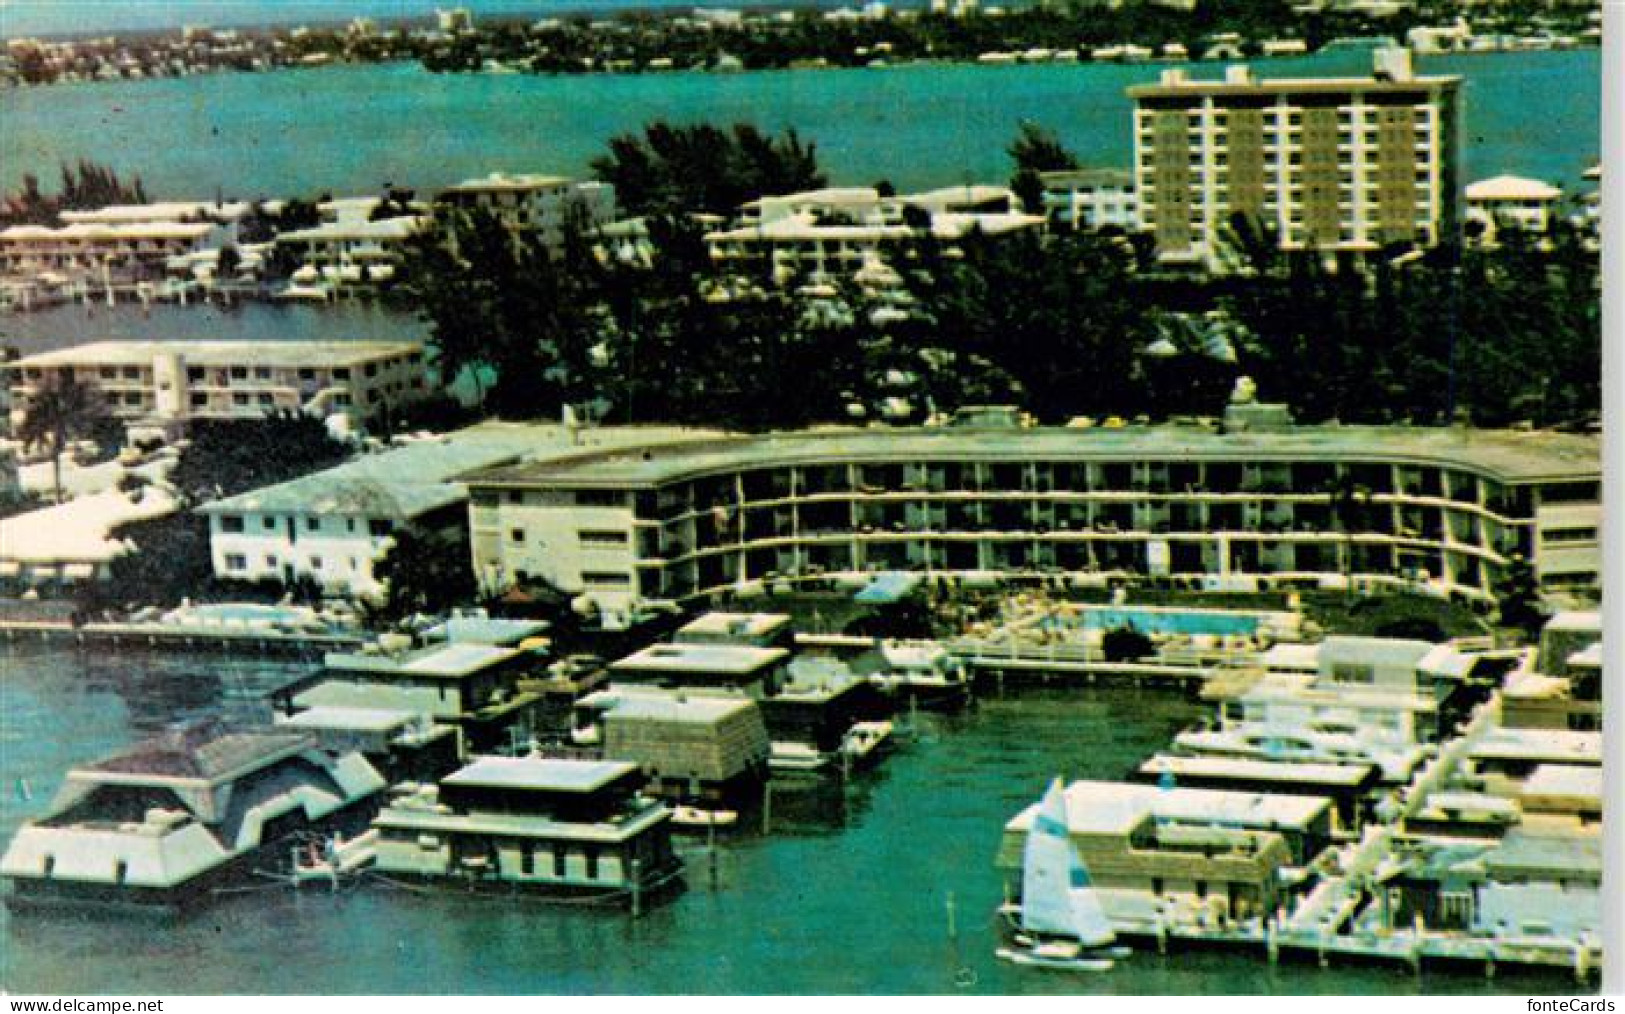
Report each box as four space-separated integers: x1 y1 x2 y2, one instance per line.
996 778 1129 971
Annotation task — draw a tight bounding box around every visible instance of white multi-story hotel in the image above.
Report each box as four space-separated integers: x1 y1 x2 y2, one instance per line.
434 173 617 249
5 340 429 436
461 417 1599 619
1128 48 1461 266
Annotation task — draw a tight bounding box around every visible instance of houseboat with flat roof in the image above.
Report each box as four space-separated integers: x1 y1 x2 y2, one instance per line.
571 686 770 808
271 638 545 756
995 779 1336 933
1 720 385 914
371 756 680 906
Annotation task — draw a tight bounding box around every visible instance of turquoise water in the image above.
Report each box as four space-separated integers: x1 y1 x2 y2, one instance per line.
0 642 1579 994
1069 608 1261 637
2 50 1600 199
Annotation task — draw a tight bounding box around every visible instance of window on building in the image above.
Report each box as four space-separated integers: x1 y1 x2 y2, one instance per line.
254 366 271 380
583 572 631 588
309 557 323 570
298 368 316 381
224 553 247 571
121 366 140 380
1331 663 1375 684
220 515 245 534
369 520 392 537
230 366 248 380
263 517 276 531
579 530 629 548
1544 527 1597 544
190 393 208 407
232 393 249 406
333 368 350 380
265 555 277 567
365 364 379 378
187 367 205 382
510 528 527 544
306 517 320 532
258 393 274 406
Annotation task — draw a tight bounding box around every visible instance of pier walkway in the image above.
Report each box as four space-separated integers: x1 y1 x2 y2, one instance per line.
0 618 364 655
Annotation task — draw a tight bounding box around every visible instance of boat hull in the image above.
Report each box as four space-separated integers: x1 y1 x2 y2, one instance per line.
995 946 1115 972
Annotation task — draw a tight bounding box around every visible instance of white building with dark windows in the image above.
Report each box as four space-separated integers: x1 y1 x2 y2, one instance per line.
705 185 1045 289
5 340 428 437
1040 168 1140 231
434 174 616 249
462 420 1599 618
200 423 716 599
1464 174 1563 241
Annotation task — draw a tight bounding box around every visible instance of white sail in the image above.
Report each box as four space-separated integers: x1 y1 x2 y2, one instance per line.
1020 779 1116 948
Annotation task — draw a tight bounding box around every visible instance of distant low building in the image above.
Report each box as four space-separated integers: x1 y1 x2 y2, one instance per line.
1465 174 1563 241
705 184 1044 290
5 339 428 439
274 216 425 288
434 173 616 249
1038 168 1139 231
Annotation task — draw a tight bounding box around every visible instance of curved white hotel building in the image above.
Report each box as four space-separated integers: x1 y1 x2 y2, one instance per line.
463 420 1599 618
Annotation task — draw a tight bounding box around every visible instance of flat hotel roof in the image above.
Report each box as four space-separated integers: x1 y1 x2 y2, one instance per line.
466 424 1599 489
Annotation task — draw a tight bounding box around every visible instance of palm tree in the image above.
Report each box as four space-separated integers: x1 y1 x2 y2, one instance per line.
16 373 111 503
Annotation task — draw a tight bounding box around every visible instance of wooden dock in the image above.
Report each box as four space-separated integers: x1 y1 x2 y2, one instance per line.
0 619 364 656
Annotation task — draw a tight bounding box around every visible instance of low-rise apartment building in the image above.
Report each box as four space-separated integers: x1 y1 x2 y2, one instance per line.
434 173 616 249
0 201 249 282
704 185 1045 289
5 340 428 437
200 423 717 599
1039 168 1140 231
462 420 1599 618
1464 174 1563 242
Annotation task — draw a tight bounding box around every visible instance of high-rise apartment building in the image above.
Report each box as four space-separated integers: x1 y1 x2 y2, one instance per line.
1128 48 1461 266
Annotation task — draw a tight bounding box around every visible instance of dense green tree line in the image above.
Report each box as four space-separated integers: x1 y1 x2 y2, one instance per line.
399 120 1599 436
0 160 148 227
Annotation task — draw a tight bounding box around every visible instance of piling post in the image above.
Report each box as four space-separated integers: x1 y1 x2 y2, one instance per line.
630 858 642 919
707 813 719 892
946 891 957 940
762 782 773 835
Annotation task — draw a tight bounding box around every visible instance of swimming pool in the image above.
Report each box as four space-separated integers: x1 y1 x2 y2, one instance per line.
1045 607 1265 637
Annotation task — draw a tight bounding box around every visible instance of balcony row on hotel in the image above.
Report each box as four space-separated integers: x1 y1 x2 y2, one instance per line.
461 408 1600 625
